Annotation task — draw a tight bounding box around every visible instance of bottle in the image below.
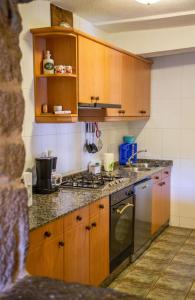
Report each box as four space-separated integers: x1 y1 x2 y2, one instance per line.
43 50 54 74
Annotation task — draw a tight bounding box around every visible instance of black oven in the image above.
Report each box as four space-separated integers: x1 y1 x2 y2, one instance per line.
110 185 135 272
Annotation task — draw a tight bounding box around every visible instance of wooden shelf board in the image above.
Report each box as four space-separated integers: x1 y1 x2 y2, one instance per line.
35 114 78 123
36 74 77 78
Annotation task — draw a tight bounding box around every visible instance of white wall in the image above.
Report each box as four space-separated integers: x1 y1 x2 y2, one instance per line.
108 25 195 56
18 1 129 174
129 52 195 229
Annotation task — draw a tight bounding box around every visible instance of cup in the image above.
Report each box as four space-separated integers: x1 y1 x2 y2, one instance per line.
103 153 114 172
54 65 66 74
51 173 62 187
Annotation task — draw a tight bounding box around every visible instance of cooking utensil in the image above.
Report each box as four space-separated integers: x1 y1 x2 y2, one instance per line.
95 122 103 152
85 123 92 153
91 123 98 153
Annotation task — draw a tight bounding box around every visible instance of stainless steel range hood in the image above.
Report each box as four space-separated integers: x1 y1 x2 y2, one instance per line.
78 102 121 109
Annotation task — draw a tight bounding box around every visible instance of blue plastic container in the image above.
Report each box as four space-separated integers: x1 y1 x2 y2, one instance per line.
123 136 136 144
119 143 137 165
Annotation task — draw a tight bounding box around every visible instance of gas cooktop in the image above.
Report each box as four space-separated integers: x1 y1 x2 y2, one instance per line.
60 172 122 189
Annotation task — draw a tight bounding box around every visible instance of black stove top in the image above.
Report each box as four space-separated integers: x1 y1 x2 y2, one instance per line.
60 172 122 189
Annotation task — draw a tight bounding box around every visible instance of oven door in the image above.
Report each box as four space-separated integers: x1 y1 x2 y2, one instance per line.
110 196 135 272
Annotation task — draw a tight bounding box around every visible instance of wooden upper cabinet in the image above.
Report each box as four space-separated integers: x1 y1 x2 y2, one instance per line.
78 36 106 104
105 48 123 117
121 54 136 117
134 58 151 117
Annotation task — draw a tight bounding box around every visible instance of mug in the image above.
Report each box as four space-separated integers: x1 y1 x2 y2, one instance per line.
51 173 62 187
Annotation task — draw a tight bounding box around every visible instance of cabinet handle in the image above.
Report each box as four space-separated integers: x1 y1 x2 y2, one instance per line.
155 176 159 180
76 215 82 221
139 110 146 114
99 204 104 209
95 96 100 101
121 110 125 114
58 241 64 247
159 182 166 186
164 171 169 175
44 231 51 238
85 226 91 231
91 222 97 227
91 96 95 101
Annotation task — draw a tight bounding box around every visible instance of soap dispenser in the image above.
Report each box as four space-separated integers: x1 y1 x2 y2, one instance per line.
43 50 54 74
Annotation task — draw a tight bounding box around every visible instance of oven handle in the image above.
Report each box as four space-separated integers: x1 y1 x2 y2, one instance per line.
116 202 134 214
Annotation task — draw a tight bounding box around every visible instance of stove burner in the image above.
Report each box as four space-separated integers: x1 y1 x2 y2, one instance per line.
60 172 122 189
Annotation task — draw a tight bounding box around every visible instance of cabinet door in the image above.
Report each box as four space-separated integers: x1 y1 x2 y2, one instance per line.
134 59 151 117
78 36 106 104
121 54 136 117
27 234 64 280
89 198 109 286
161 176 171 225
64 207 90 284
105 48 122 117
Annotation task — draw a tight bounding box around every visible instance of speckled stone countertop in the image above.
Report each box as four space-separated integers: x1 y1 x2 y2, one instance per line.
0 276 142 300
29 159 172 231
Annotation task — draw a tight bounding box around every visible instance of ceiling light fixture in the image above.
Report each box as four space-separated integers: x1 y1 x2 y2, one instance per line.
136 0 160 5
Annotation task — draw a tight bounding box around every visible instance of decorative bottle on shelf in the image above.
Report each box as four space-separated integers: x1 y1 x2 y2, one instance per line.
43 50 54 74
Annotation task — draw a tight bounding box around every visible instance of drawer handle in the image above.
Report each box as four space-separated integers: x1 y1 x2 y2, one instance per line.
91 222 97 227
85 226 91 231
118 110 122 114
95 96 100 101
139 110 146 114
44 231 51 238
159 182 166 186
58 241 64 247
164 171 169 175
91 96 95 101
121 110 125 114
155 176 159 180
99 204 104 209
76 215 82 221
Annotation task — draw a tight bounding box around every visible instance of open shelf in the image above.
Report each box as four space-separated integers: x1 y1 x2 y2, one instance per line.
36 73 77 78
35 114 78 123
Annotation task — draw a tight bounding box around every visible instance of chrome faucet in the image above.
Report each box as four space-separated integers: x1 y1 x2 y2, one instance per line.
127 149 147 166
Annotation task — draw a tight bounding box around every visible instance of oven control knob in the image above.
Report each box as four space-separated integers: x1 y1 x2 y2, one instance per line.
125 191 133 196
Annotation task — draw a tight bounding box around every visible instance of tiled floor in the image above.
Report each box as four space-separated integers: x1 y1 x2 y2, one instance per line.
109 226 195 299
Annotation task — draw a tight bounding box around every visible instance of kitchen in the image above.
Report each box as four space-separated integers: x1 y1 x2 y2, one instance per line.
1 0 195 299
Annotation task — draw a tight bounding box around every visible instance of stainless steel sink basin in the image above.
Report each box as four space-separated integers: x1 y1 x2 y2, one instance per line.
125 167 152 173
121 163 152 173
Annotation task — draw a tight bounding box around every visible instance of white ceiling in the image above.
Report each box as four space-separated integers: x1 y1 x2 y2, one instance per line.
52 0 195 32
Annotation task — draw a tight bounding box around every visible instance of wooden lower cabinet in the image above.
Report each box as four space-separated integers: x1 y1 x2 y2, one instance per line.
63 208 90 284
27 197 109 286
151 168 171 235
27 233 64 280
89 199 109 286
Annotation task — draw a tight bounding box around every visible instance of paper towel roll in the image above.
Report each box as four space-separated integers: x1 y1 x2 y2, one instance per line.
103 153 114 172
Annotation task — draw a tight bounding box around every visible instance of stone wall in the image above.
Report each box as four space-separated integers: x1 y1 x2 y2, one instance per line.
0 0 32 293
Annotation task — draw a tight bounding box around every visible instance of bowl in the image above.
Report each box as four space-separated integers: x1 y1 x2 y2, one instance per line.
123 136 136 144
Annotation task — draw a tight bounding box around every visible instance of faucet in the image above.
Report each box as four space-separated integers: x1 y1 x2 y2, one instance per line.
127 149 147 166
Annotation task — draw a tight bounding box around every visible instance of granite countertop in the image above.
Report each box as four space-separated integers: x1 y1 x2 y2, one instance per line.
0 276 142 300
29 159 173 231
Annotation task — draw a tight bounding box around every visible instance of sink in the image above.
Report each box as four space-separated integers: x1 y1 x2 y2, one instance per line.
125 167 152 173
120 163 152 173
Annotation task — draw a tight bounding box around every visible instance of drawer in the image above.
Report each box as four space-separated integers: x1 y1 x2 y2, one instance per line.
89 197 109 217
64 205 89 231
151 171 162 183
162 167 171 179
29 218 63 248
